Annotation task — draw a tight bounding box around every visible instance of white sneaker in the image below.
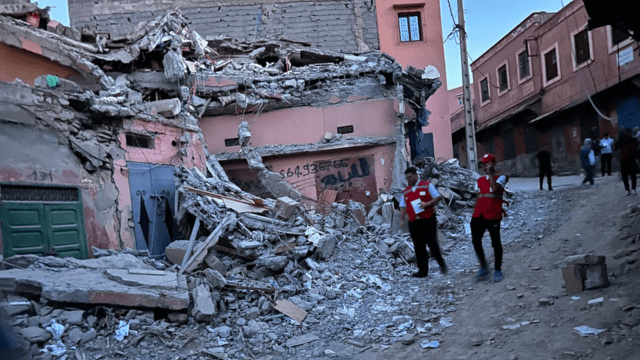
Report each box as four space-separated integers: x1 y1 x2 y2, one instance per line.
624 191 631 196
632 190 638 195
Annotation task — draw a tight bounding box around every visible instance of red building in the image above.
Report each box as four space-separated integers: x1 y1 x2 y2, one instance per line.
451 0 640 176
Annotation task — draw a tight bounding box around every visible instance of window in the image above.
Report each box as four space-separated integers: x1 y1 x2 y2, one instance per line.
574 29 590 65
612 25 631 47
126 133 154 149
337 125 354 134
398 13 422 42
480 78 490 104
518 50 531 81
224 138 240 147
542 43 561 86
457 96 463 106
608 24 634 53
497 64 509 93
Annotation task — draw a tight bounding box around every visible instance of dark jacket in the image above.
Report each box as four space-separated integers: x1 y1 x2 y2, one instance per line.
580 146 593 167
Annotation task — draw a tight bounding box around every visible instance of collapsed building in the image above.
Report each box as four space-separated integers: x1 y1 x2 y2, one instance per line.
0 6 444 258
0 6 507 359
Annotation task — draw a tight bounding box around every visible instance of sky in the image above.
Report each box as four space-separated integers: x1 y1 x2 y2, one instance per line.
37 0 568 90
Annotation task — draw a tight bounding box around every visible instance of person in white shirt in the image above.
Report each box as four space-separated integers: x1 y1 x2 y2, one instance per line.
599 133 614 176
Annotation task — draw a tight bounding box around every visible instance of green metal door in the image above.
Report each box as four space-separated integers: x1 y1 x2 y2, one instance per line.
1 185 88 259
1 202 48 257
44 203 87 259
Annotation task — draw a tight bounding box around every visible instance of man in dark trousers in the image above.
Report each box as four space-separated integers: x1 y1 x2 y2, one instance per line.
615 128 639 196
471 154 508 282
399 167 447 278
599 133 614 176
535 150 553 190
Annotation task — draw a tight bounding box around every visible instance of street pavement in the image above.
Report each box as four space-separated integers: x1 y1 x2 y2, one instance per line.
506 173 623 191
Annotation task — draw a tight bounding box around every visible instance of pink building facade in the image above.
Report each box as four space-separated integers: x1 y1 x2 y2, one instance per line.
452 0 640 176
376 0 453 160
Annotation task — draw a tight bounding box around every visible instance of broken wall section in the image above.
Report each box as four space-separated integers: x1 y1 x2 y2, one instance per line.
69 0 379 54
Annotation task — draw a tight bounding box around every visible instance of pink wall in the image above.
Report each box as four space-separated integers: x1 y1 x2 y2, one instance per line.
222 145 396 209
201 99 397 154
376 0 452 159
113 120 206 249
0 42 80 86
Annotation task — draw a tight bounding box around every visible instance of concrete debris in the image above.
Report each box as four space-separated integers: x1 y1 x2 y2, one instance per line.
191 284 217 321
204 268 227 289
562 254 609 293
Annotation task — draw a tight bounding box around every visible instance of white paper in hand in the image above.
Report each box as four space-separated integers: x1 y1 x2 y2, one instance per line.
410 199 424 214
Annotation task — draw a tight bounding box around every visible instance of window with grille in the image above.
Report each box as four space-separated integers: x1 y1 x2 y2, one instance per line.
457 96 463 106
480 78 490 103
498 65 509 92
398 13 422 42
126 133 154 149
518 50 531 80
544 48 559 82
224 138 240 147
574 29 591 65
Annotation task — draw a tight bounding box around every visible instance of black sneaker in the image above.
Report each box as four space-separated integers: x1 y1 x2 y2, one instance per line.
412 271 428 278
440 264 448 275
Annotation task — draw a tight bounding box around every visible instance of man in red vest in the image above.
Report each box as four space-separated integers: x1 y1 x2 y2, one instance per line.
471 154 508 282
399 167 447 278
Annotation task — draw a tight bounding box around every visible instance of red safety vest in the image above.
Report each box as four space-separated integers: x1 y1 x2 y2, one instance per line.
472 175 505 220
403 180 435 222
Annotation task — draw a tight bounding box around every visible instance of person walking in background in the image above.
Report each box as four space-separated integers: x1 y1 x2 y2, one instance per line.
580 138 597 188
615 128 638 196
599 133 614 176
535 150 553 190
471 154 508 283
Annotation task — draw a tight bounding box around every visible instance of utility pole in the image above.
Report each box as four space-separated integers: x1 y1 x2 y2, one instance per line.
457 0 478 171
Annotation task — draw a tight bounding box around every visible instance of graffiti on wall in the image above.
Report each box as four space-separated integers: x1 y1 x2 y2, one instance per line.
28 169 54 182
313 156 377 210
278 159 351 179
318 158 371 189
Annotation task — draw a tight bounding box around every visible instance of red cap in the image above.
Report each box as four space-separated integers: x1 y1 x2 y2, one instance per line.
481 153 496 163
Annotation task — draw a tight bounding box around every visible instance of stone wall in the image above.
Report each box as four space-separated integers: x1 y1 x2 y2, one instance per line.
68 0 379 53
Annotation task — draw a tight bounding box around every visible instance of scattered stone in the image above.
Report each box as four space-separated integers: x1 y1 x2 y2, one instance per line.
80 328 97 346
167 313 188 324
216 326 232 338
537 298 553 306
246 307 260 320
204 252 227 275
400 334 415 345
21 327 52 343
273 344 286 353
506 285 515 291
59 310 85 325
203 268 227 289
66 327 84 345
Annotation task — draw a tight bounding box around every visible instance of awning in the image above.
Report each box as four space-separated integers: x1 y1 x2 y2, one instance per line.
476 94 540 132
528 98 588 124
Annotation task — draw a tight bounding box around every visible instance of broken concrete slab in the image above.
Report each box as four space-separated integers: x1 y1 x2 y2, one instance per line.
165 240 191 265
274 197 300 219
254 256 288 272
203 268 227 289
0 268 189 310
64 254 155 270
316 234 336 260
104 269 185 291
204 252 227 275
191 284 216 321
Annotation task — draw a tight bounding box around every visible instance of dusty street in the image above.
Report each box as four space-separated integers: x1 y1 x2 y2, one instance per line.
339 175 640 360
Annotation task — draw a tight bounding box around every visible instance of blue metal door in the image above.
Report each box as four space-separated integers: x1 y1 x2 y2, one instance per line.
617 97 640 130
420 132 435 158
127 162 177 257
